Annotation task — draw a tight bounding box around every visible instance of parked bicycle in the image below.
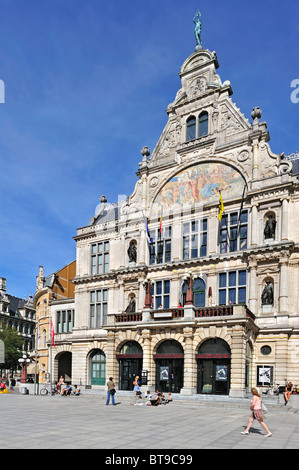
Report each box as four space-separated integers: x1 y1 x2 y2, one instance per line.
39 385 57 396
262 384 281 396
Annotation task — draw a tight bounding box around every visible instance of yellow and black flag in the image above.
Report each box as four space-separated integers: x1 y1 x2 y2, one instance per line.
218 191 224 221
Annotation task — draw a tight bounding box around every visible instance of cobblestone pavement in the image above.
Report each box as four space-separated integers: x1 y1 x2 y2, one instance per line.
0 392 298 451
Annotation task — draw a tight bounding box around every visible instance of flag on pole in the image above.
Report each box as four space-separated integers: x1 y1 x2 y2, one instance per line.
218 191 224 221
51 319 55 347
143 212 153 244
37 321 41 346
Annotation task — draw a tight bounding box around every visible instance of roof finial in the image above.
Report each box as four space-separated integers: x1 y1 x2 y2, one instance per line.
193 10 203 51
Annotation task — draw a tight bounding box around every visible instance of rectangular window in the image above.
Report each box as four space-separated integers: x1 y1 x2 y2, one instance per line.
91 241 110 274
90 289 108 327
149 227 172 265
218 270 247 305
183 218 208 260
56 309 74 333
220 210 248 253
257 365 273 386
152 280 171 309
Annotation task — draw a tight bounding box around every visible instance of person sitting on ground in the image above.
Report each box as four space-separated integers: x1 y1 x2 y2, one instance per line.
150 390 160 406
284 382 293 405
62 384 72 396
72 385 80 396
166 392 173 402
159 392 168 404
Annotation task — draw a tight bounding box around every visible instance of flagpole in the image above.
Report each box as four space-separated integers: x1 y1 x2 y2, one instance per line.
48 315 52 396
34 319 39 395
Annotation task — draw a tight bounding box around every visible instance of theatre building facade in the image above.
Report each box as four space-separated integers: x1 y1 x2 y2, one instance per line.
51 45 299 397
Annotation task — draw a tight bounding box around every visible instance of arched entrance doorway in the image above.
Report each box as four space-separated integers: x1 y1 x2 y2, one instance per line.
117 341 143 391
182 278 205 307
58 351 72 383
197 338 231 395
154 340 184 393
90 350 106 386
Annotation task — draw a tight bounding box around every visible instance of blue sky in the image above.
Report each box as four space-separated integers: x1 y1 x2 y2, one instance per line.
1 0 298 297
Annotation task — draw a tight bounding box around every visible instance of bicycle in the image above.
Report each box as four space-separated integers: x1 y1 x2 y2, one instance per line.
39 385 57 396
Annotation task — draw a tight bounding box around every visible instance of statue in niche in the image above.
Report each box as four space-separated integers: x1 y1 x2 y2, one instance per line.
125 295 136 314
261 281 274 305
127 240 137 263
264 214 276 239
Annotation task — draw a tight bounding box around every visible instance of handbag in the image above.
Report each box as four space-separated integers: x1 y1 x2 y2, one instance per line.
110 388 116 395
261 401 268 413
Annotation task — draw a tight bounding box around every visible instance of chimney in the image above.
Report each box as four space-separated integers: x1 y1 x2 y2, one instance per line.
0 278 6 295
36 266 45 290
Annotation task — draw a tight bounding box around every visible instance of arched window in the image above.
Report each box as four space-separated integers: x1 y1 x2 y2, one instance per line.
182 277 205 308
90 349 106 386
186 116 196 141
198 111 208 137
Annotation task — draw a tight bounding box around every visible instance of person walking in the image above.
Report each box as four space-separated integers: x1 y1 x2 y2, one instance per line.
241 388 272 437
106 377 116 406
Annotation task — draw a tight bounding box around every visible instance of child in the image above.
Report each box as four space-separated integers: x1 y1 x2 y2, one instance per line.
145 390 152 405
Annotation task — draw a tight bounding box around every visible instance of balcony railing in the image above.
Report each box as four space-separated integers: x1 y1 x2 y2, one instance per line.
195 306 233 318
115 312 143 323
112 304 254 324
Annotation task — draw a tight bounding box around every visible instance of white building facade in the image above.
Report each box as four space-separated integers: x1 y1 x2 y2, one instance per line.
51 44 299 397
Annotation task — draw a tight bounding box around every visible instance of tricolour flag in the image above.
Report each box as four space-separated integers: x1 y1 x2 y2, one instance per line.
37 321 41 346
143 212 153 244
218 191 224 221
51 319 55 347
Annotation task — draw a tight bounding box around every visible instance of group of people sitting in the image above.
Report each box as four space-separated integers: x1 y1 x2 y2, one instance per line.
131 389 173 406
131 375 173 406
147 390 173 406
54 377 80 396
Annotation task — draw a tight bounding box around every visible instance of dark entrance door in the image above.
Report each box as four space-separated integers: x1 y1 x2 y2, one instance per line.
197 359 230 395
154 340 184 393
196 338 231 395
117 341 143 391
155 357 184 393
119 357 143 391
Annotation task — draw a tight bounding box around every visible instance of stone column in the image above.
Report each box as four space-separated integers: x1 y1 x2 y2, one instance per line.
250 203 259 246
180 327 196 395
141 329 153 388
280 196 289 241
279 253 289 314
248 257 258 314
229 325 247 397
252 139 259 180
120 234 125 267
105 331 117 387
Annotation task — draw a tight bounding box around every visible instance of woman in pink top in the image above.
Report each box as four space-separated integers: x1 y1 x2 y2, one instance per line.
241 388 272 437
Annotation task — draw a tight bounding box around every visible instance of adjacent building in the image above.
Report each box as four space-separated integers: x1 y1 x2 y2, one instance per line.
50 38 299 396
0 277 35 353
33 262 75 383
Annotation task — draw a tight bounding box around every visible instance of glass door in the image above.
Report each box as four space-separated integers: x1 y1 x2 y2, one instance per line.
119 358 142 390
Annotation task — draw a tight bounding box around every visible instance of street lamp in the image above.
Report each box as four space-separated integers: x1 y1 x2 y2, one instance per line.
143 276 153 309
183 272 199 306
18 353 31 384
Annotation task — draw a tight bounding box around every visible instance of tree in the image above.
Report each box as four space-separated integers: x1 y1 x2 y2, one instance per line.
0 321 24 376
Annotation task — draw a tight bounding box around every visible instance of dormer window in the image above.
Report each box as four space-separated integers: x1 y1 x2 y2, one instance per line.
198 111 208 137
186 112 209 142
186 116 196 141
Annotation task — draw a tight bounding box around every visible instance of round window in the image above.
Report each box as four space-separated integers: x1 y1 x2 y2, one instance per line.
261 345 272 356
